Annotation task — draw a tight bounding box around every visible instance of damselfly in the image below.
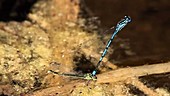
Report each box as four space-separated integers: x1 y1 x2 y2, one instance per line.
49 16 131 80
92 16 131 76
48 70 97 80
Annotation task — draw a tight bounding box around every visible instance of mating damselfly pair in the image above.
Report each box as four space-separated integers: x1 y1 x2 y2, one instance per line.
49 16 131 80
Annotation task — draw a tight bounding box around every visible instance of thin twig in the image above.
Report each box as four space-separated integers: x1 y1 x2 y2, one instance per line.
125 77 159 96
96 62 170 84
27 80 86 96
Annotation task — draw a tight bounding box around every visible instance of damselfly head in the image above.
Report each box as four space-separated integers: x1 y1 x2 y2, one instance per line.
124 16 131 23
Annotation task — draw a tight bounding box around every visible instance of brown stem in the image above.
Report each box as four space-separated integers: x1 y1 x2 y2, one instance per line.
96 62 170 84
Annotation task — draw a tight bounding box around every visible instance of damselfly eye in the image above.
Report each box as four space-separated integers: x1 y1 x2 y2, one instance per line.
124 16 131 23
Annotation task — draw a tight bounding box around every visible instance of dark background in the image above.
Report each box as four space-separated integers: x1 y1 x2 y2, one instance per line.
84 0 170 65
0 0 37 21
